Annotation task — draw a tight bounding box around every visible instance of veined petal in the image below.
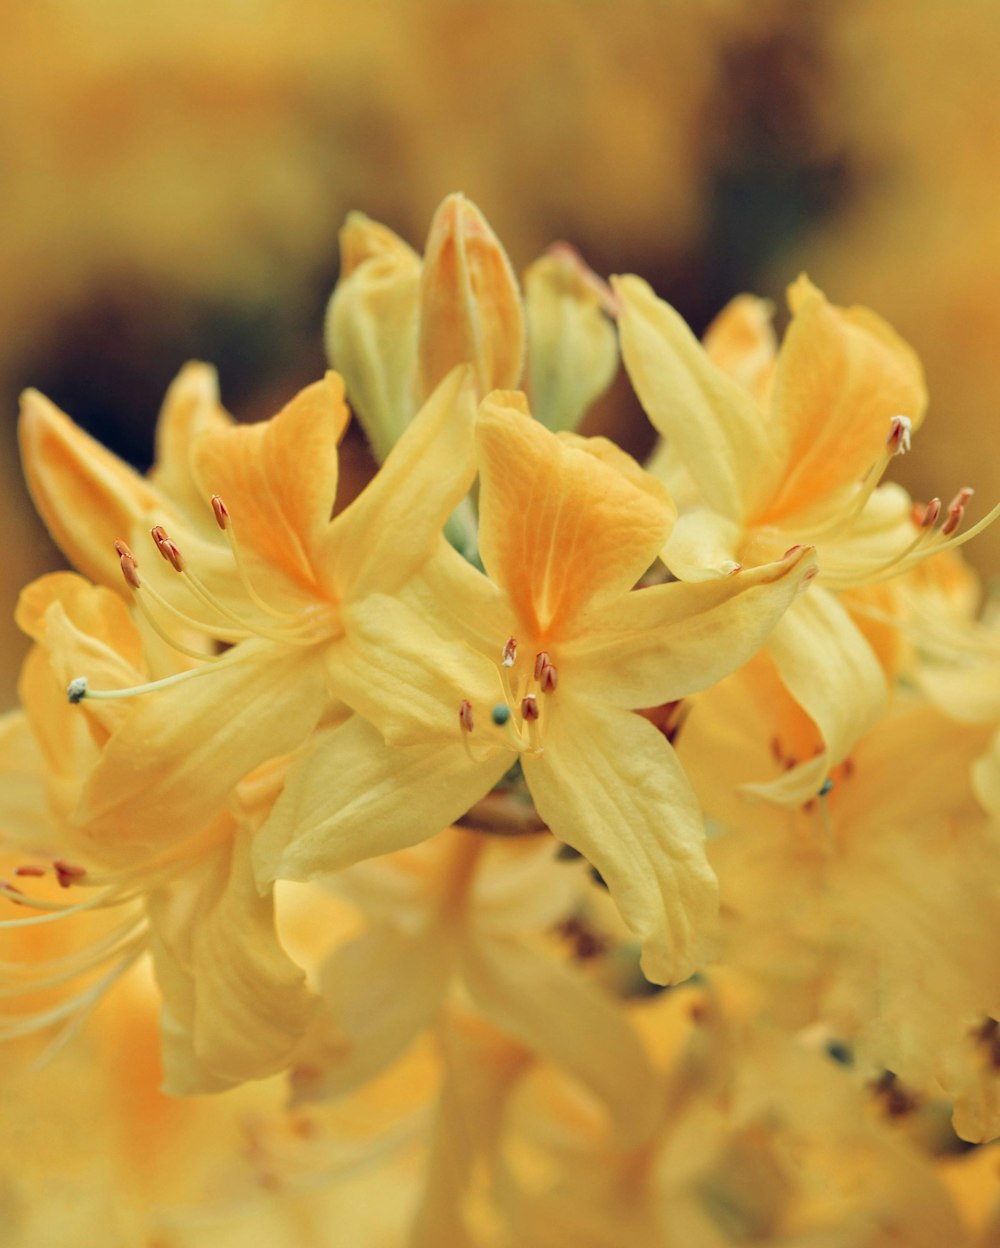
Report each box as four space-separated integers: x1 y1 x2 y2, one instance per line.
318 365 478 602
523 701 718 985
524 246 618 433
763 276 926 523
331 601 501 746
461 935 658 1145
19 389 174 589
419 193 524 401
72 639 330 860
191 373 349 585
477 394 674 635
149 362 232 522
149 827 316 1091
0 710 52 853
745 587 888 806
324 212 422 462
254 715 508 886
563 547 817 708
614 274 778 521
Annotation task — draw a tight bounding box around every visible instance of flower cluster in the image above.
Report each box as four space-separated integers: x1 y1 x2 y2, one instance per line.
3 194 1000 1244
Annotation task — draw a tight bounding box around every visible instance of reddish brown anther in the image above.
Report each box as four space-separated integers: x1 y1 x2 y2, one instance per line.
13 864 46 878
533 651 551 681
458 699 474 733
52 859 87 889
782 545 802 559
502 636 518 667
886 415 912 455
114 539 142 589
521 694 539 721
920 497 942 528
539 662 558 693
211 494 230 531
151 525 186 572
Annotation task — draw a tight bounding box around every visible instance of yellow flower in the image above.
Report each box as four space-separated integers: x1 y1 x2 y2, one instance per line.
3 573 317 1093
615 274 997 804
256 393 818 985
19 363 478 850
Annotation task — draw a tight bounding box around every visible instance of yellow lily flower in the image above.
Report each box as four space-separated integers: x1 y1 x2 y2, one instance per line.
3 572 318 1093
616 274 997 804
256 393 818 985
19 364 478 850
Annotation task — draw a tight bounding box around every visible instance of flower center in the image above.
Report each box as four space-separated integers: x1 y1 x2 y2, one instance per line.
458 636 558 762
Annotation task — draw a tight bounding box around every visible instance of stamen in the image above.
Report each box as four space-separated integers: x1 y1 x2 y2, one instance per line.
538 662 558 693
211 494 230 531
534 651 551 681
502 636 518 667
13 865 46 878
114 539 142 590
114 539 222 663
941 488 974 537
920 498 941 528
458 700 474 733
521 695 539 722
209 494 301 623
150 525 185 573
52 860 87 889
886 414 912 456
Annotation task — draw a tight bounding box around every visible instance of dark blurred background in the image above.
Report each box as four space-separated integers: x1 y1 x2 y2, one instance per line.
3 0 999 706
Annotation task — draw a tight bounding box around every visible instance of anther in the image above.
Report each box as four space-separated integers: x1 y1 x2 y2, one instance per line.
722 561 742 576
886 415 912 455
783 545 802 559
941 489 973 538
52 860 87 889
150 526 185 573
491 704 511 726
521 694 539 721
458 700 474 733
534 651 551 681
211 494 230 531
502 636 518 667
67 677 88 704
14 865 46 878
920 498 941 528
113 539 142 590
539 662 558 693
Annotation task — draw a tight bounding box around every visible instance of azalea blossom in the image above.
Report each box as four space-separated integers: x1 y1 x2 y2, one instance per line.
255 392 818 985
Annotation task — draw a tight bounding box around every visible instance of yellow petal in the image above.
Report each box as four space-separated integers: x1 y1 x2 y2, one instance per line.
324 212 422 462
477 394 674 636
190 373 349 588
523 701 718 985
318 364 478 602
614 274 778 521
661 509 744 581
150 827 316 1091
18 389 172 589
148 362 232 522
254 715 508 886
73 640 330 862
418 193 524 400
462 935 658 1145
702 293 777 404
563 547 818 708
763 276 927 522
524 246 618 432
744 588 888 806
0 710 52 853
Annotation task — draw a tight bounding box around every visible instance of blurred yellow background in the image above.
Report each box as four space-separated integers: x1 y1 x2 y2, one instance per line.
3 0 998 707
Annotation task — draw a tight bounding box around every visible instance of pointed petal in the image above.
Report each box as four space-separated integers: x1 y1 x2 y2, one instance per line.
614 274 777 520
764 276 927 521
744 588 888 805
150 827 316 1091
72 640 329 861
462 935 657 1144
319 364 478 602
149 362 232 522
255 715 508 885
524 246 618 432
702 293 777 404
661 508 744 581
523 702 718 985
419 193 524 400
19 389 173 588
477 394 674 635
563 547 818 708
324 212 422 461
190 373 349 585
